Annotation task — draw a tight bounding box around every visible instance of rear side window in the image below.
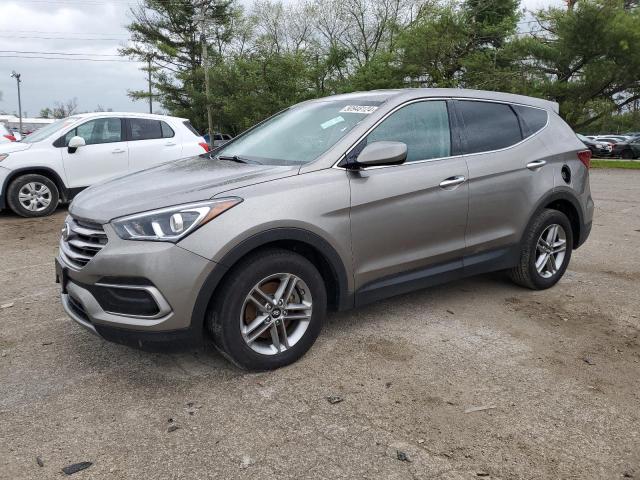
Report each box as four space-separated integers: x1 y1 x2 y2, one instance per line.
160 121 175 138
182 121 200 136
512 105 548 138
130 118 162 141
457 101 522 154
366 100 451 162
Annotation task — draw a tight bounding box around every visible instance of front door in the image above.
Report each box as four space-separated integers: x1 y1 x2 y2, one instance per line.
348 100 469 299
61 117 128 188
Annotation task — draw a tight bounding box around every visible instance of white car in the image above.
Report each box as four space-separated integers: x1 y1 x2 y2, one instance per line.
0 112 209 217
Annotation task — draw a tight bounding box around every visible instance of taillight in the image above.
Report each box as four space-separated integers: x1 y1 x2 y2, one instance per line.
199 142 210 152
577 149 591 169
3 134 16 142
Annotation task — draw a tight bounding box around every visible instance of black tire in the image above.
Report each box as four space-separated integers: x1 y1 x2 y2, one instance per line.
621 149 634 160
7 174 59 218
207 248 327 370
508 209 573 290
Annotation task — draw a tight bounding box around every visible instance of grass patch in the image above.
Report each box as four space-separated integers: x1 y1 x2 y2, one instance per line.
591 159 640 169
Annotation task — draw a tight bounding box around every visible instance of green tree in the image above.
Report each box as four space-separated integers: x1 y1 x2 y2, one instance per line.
399 0 520 88
511 0 640 129
121 0 234 132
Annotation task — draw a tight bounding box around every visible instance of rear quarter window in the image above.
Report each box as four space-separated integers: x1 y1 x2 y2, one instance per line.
457 100 522 154
512 105 548 138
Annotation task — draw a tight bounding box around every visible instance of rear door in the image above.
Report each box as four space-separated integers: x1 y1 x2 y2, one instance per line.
60 117 128 188
455 100 553 264
126 118 183 171
348 100 469 295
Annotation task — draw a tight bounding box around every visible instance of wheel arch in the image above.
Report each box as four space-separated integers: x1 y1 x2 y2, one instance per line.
1 166 68 209
527 189 585 249
190 228 353 337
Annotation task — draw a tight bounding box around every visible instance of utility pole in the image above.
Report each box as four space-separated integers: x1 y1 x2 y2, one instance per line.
10 71 22 134
147 55 153 114
199 3 214 141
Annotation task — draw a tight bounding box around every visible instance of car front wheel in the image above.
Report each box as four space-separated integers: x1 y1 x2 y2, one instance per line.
208 248 327 370
7 174 60 217
509 209 573 290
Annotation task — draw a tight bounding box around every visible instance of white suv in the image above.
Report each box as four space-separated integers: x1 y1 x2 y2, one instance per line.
0 112 209 217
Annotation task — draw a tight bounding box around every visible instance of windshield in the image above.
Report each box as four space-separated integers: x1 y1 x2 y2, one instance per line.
22 117 81 144
216 100 384 165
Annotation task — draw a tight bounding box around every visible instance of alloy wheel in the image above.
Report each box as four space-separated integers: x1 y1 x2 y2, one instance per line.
18 182 52 212
535 224 567 279
240 273 313 355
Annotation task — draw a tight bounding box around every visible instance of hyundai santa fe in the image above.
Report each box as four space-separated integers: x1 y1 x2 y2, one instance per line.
56 89 593 370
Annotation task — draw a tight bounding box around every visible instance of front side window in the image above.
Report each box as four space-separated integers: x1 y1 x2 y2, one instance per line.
64 118 123 146
217 99 386 165
130 118 163 141
458 101 522 154
364 101 451 163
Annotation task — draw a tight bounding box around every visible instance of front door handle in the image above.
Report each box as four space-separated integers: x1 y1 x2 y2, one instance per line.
526 160 546 170
165 142 176 146
112 148 126 154
439 176 466 189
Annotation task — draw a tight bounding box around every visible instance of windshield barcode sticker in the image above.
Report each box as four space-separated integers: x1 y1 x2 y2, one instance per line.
339 105 378 114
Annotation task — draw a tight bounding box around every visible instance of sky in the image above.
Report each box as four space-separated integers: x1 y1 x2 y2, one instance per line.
0 0 564 118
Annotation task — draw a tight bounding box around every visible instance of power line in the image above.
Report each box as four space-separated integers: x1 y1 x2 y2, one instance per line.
0 55 139 63
0 50 122 57
0 35 128 41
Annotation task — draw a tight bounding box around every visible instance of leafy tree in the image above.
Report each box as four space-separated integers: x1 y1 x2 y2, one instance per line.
121 0 234 132
39 107 52 119
511 0 640 128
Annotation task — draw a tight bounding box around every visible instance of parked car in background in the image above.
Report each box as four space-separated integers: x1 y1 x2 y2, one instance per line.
577 134 612 157
595 135 630 143
57 88 593 370
204 132 233 148
609 136 640 159
0 112 209 217
1 124 16 143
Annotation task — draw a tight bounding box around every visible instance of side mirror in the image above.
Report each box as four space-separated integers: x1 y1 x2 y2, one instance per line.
68 136 86 154
355 141 407 167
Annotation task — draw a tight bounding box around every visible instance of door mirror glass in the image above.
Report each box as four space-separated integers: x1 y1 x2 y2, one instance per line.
67 136 86 153
356 141 407 167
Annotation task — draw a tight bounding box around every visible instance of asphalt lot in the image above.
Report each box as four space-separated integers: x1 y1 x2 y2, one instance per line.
1 169 639 479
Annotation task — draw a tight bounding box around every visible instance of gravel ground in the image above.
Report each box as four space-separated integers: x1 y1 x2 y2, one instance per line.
1 169 639 479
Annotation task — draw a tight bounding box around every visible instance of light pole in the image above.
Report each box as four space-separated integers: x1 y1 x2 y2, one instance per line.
10 71 22 135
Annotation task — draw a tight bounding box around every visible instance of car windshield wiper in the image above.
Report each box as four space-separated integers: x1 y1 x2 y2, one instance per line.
216 154 261 165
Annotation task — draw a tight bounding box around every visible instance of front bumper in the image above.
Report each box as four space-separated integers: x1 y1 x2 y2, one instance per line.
57 221 217 349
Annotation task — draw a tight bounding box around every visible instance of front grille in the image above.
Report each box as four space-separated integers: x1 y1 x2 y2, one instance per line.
60 217 108 269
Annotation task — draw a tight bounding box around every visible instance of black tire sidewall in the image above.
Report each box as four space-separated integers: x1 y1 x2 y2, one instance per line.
527 210 573 289
7 174 59 217
211 250 327 370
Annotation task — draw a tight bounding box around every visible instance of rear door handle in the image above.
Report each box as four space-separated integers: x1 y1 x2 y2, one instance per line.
165 142 176 146
526 160 546 170
439 176 466 189
112 148 126 154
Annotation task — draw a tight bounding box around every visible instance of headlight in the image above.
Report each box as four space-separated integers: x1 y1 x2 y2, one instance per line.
0 154 8 162
112 198 242 242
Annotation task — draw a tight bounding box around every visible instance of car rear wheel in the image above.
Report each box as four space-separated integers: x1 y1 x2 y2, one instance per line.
621 149 634 160
508 209 573 290
7 174 59 217
207 248 327 370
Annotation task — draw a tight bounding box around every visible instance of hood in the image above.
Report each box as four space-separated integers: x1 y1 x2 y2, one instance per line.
0 142 32 154
70 155 299 223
